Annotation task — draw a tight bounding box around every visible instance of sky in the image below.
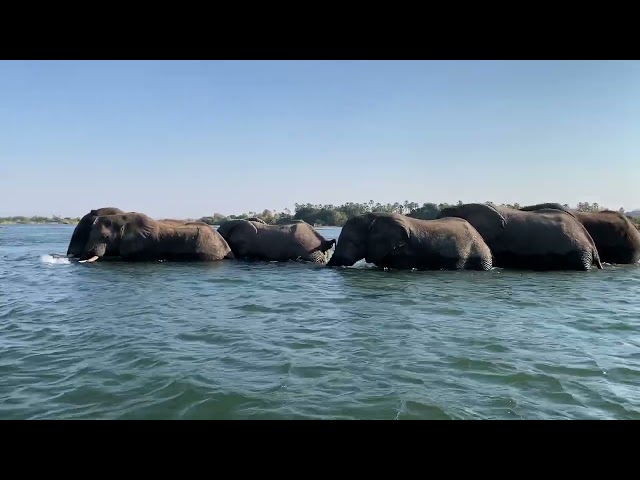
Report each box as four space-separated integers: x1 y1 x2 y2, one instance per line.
0 60 638 218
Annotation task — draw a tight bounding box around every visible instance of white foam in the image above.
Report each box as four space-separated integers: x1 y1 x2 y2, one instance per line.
40 254 71 265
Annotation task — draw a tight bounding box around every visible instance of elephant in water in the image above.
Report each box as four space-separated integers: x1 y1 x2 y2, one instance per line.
216 219 336 263
66 207 125 258
326 212 493 270
67 208 215 260
437 203 603 271
520 203 640 264
77 212 233 263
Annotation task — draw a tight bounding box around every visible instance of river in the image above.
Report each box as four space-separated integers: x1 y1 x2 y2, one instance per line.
1 224 639 419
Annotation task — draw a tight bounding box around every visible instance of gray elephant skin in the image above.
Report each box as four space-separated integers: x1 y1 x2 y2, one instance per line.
437 203 603 271
326 212 493 270
77 212 233 262
67 208 213 260
520 203 640 265
216 219 336 263
67 207 125 258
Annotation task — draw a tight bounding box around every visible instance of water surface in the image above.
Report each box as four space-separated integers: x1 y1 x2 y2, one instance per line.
1 224 639 419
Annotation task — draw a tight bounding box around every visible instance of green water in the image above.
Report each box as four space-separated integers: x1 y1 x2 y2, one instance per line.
1 224 639 419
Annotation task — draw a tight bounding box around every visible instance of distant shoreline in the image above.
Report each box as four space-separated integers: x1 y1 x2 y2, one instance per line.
2 200 638 232
0 220 342 228
0 221 79 225
0 222 342 228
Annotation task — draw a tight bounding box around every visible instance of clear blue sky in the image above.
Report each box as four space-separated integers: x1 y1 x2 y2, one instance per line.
1 60 638 218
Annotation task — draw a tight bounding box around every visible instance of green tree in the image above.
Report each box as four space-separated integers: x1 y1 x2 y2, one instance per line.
408 203 440 220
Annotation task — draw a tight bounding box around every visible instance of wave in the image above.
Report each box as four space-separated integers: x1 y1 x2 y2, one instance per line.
40 254 70 265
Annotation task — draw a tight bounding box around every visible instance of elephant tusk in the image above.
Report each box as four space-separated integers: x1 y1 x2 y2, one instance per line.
78 255 99 263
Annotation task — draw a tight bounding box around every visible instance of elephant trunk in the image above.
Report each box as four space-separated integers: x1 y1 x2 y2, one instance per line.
321 239 336 252
79 243 107 261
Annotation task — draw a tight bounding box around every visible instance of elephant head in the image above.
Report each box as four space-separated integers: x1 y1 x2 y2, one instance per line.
67 207 125 258
437 203 506 243
327 213 409 267
78 213 156 262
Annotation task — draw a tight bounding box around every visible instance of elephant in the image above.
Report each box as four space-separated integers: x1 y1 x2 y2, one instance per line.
66 207 125 258
216 219 336 263
326 212 493 270
67 208 212 259
520 203 640 264
437 203 603 271
77 212 233 263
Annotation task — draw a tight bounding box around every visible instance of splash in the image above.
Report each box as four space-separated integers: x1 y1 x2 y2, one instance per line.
40 254 71 265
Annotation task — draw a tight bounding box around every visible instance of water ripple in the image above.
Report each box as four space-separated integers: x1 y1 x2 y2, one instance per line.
1 225 640 419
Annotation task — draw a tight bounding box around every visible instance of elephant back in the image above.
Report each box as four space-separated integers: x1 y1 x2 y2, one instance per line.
519 203 579 221
438 203 506 244
216 220 259 245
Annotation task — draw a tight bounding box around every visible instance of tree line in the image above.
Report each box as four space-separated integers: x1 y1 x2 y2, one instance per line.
2 202 638 230
0 215 81 225
198 201 640 230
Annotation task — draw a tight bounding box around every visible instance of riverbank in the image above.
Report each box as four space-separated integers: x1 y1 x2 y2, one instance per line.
0 221 79 225
0 216 80 225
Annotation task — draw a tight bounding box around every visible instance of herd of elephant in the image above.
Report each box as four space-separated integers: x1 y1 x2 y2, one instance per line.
64 203 640 272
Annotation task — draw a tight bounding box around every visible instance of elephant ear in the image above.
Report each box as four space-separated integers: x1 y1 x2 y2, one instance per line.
441 203 505 242
365 215 410 264
119 215 157 256
67 215 97 256
216 219 258 240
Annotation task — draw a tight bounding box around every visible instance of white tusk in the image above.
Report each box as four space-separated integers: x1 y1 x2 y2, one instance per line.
78 255 99 263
